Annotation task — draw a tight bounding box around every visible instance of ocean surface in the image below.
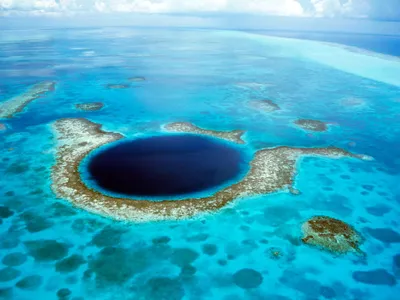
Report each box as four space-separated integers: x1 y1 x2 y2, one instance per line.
255 31 400 57
1 27 400 299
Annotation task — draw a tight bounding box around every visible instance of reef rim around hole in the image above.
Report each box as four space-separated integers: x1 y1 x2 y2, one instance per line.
51 118 372 222
80 134 250 200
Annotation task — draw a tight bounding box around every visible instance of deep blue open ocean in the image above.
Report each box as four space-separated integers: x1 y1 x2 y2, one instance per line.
1 27 400 299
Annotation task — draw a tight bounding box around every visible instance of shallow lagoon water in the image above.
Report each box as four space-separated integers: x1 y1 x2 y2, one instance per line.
0 28 400 299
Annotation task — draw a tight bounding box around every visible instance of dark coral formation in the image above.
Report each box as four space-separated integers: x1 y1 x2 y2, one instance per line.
0 205 14 219
5 162 29 175
0 267 21 282
75 102 104 112
91 226 126 247
180 265 196 279
55 254 86 273
51 202 77 217
142 277 184 300
51 118 371 222
2 252 27 267
280 269 322 298
232 268 263 289
294 119 328 132
267 247 283 260
21 211 54 233
352 269 397 286
24 240 69 262
248 99 280 112
88 246 148 285
71 217 104 234
16 275 43 290
57 288 72 299
170 248 199 267
152 236 171 245
393 254 400 276
202 244 218 256
302 216 363 254
366 205 391 216
366 227 400 244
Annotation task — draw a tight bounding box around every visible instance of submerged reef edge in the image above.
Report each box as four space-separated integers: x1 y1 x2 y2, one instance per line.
0 81 56 119
51 118 372 222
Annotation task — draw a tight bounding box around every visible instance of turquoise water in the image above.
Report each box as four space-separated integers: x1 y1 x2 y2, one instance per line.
1 27 400 299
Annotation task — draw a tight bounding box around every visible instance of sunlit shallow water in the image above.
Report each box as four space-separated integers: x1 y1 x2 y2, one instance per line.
0 28 400 299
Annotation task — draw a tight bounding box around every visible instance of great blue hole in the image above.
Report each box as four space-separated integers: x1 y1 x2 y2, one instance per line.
86 134 245 197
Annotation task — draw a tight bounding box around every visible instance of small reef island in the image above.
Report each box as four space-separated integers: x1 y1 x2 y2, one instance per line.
248 99 280 113
0 81 56 118
52 118 371 222
129 76 146 82
302 216 364 255
75 102 104 112
106 84 130 89
294 119 328 132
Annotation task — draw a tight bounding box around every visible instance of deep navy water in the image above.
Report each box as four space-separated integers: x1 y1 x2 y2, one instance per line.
87 135 244 197
0 27 400 300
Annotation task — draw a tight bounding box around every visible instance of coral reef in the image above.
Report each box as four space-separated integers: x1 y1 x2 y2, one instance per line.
301 216 363 254
106 84 129 89
16 275 43 290
164 122 245 144
55 254 86 273
129 76 146 82
0 81 56 118
341 97 366 108
352 269 397 286
232 268 263 289
366 227 400 244
236 82 274 90
2 253 27 267
248 99 280 112
24 240 69 262
267 247 283 260
52 118 371 222
294 119 327 132
75 102 104 112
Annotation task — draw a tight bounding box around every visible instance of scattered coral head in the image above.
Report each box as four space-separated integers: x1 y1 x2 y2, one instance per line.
294 119 327 132
75 102 104 112
129 77 146 82
248 99 280 113
106 84 130 89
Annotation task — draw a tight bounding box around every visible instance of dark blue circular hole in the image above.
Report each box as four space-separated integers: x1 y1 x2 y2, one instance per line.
87 134 245 197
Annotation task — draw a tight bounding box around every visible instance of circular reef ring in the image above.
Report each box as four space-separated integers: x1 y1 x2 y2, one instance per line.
52 118 371 222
